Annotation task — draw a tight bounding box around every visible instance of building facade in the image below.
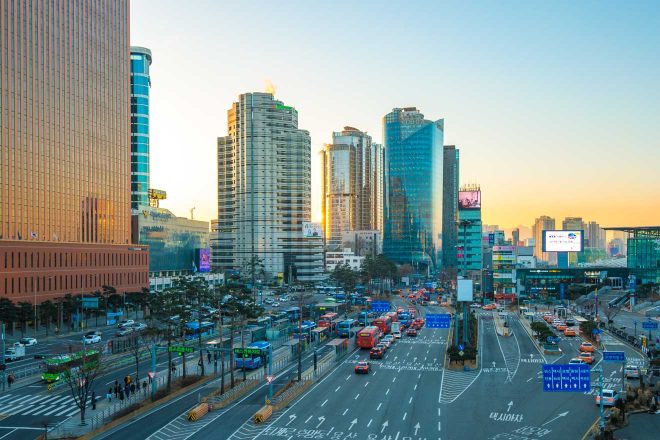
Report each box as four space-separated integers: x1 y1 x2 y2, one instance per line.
132 206 209 274
586 221 606 250
532 215 556 263
492 245 516 294
320 127 384 250
0 0 148 303
442 145 459 270
215 93 323 282
383 108 444 271
130 47 152 212
341 230 382 257
325 249 365 272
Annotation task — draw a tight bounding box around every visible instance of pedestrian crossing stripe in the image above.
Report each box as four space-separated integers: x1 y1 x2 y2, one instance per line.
0 393 80 417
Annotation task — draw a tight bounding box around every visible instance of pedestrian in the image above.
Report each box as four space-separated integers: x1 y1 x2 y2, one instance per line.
91 391 96 410
207 351 212 364
125 384 130 399
7 374 14 389
171 363 176 377
106 388 112 403
130 383 135 395
114 380 119 397
148 374 152 384
142 380 147 395
119 390 124 401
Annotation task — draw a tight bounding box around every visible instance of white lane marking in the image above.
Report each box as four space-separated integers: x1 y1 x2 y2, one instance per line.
364 381 369 387
418 373 421 379
438 421 442 431
438 407 441 416
354 393 360 400
414 384 418 390
393 377 397 382
372 371 377 376
402 412 407 421
305 415 313 423
377 403 382 410
335 386 341 392
408 396 413 404
343 408 349 415
527 377 533 382
346 375 351 381
386 388 390 395
367 419 373 427
321 399 328 407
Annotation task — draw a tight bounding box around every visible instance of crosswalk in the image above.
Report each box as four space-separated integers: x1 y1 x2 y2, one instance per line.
0 392 80 417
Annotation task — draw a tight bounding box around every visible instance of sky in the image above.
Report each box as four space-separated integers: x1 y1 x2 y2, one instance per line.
130 0 660 230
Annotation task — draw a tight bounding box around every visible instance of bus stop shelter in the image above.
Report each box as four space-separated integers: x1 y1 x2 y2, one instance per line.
312 327 330 344
327 338 349 357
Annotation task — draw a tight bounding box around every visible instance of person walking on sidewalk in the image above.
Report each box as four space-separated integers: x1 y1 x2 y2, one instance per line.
106 388 112 403
91 391 96 410
7 374 14 389
142 380 147 396
130 382 135 395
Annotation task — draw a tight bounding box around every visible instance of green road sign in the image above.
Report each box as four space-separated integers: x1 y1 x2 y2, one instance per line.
233 347 261 356
168 346 194 354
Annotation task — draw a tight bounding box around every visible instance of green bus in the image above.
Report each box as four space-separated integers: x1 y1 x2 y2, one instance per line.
41 349 101 383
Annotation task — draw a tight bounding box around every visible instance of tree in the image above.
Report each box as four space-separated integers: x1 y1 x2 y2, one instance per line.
0 298 18 334
220 287 263 386
146 288 185 390
62 349 103 425
39 300 57 337
330 263 360 293
292 289 314 381
16 302 33 336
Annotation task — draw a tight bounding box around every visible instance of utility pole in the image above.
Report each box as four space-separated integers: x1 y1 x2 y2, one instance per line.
1 323 6 391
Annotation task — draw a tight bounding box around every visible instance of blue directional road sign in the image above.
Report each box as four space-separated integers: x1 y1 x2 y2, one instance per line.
370 301 390 313
426 313 451 329
542 364 591 392
642 321 658 330
603 351 625 362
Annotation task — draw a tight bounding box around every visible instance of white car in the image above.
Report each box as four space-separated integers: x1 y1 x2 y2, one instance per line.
470 303 482 309
118 319 135 329
131 323 147 331
83 334 101 344
392 330 402 339
18 337 38 346
271 302 280 308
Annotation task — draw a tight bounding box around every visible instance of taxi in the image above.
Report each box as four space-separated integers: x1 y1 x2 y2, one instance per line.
579 342 595 353
578 352 594 364
564 328 577 337
556 323 568 332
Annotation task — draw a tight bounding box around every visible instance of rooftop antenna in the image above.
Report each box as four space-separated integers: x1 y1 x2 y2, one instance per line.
190 207 196 220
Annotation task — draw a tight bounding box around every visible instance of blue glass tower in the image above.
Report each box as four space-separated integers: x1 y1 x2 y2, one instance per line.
383 107 444 271
130 47 152 211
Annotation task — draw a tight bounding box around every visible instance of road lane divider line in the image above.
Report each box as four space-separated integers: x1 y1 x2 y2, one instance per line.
321 399 328 407
377 403 382 410
335 386 341 392
342 408 349 415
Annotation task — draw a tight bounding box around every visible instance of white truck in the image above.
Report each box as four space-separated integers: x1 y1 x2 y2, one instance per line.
391 322 402 339
5 344 25 361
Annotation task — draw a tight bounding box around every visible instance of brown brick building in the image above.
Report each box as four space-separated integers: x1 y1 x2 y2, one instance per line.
0 0 149 303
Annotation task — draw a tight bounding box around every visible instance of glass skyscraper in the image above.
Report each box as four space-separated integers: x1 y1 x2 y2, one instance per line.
442 145 460 270
130 47 153 212
383 108 444 271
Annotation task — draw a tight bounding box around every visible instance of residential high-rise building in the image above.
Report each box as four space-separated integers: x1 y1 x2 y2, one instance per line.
0 0 149 303
442 145 459 270
512 228 521 246
130 47 153 212
215 93 323 282
320 127 384 250
562 216 585 232
383 107 444 271
586 221 606 250
532 215 556 262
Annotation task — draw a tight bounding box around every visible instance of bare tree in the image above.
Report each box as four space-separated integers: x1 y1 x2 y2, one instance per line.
62 349 103 425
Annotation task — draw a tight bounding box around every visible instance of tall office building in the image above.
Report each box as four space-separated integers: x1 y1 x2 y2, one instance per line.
562 216 585 232
130 47 153 212
586 221 606 250
457 185 483 279
321 127 384 250
383 107 444 271
216 93 323 282
532 215 556 262
0 0 149 303
442 145 460 270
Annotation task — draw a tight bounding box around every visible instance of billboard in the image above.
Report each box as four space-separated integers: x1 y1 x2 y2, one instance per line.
302 222 323 238
195 248 211 272
542 230 584 252
457 279 473 302
458 191 481 210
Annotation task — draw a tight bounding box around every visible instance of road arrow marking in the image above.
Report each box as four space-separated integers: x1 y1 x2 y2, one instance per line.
316 416 326 428
507 401 513 412
349 418 357 430
414 422 421 435
287 415 297 426
542 411 569 426
492 361 496 368
381 421 389 433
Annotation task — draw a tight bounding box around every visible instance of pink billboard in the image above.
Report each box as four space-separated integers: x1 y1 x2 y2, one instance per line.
459 190 481 210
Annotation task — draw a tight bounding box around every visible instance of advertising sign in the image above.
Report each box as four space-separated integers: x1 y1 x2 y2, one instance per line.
458 191 481 210
302 222 323 238
195 248 211 273
457 279 473 302
542 230 584 252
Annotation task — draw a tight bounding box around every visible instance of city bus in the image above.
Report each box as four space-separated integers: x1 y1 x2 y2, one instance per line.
184 321 215 340
357 326 381 349
318 312 339 329
41 349 101 383
234 341 271 370
372 316 392 335
337 319 360 338
283 306 301 322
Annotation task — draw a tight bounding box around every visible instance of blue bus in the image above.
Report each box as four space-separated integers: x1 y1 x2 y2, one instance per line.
184 321 214 340
397 312 412 326
337 319 360 338
283 307 301 322
293 321 317 342
235 341 271 369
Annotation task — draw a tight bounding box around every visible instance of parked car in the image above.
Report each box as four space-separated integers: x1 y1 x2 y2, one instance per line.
18 337 37 346
85 330 102 337
131 323 147 332
118 319 135 329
